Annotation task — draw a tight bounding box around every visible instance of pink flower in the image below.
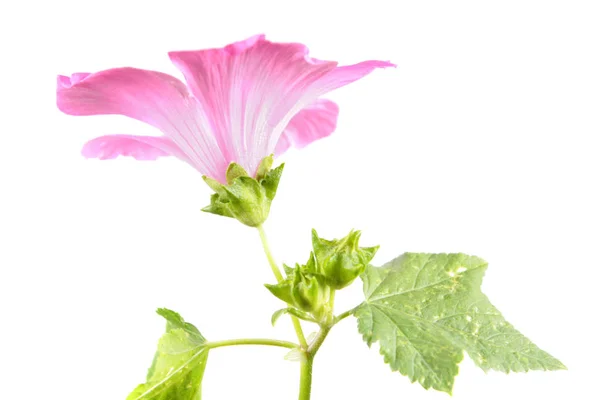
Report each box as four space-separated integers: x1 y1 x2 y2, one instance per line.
57 35 394 184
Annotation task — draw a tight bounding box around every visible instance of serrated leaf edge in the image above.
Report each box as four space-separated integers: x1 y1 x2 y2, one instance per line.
355 303 458 394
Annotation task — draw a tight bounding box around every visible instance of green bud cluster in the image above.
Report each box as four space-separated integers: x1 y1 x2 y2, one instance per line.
266 229 379 324
201 155 283 227
309 229 379 289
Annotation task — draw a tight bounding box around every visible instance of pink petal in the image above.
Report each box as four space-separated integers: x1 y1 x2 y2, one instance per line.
81 135 191 162
168 35 338 176
169 36 394 175
59 36 394 183
270 60 394 160
311 60 396 93
57 68 226 181
275 99 339 156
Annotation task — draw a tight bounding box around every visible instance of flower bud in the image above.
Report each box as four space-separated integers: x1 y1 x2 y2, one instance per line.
310 229 379 289
291 269 328 315
202 155 283 227
265 266 329 319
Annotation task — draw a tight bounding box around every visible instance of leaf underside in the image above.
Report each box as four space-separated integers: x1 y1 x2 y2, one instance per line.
355 253 565 394
127 309 209 400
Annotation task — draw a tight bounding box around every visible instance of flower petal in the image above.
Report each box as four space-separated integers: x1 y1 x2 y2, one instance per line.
270 61 395 155
57 68 226 181
81 135 191 162
168 35 338 176
311 60 396 93
275 99 339 156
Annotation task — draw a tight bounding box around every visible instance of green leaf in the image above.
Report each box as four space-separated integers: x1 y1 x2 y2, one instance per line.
284 348 307 362
127 309 209 400
271 307 318 326
355 253 565 394
271 308 290 326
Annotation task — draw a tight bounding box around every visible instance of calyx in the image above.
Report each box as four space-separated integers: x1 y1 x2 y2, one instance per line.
202 155 283 227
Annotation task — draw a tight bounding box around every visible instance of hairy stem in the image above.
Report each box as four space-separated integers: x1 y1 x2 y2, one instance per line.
298 354 314 400
257 225 308 349
206 338 298 350
308 325 331 355
298 325 332 400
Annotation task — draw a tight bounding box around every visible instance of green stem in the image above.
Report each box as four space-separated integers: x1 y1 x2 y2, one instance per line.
335 305 359 323
206 338 298 350
257 225 308 349
298 325 332 400
298 355 314 400
290 314 308 349
257 224 284 282
307 325 331 355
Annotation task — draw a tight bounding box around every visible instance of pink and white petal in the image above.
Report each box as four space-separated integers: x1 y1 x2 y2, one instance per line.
270 60 395 154
275 99 339 156
81 135 192 164
311 60 396 93
168 35 338 176
57 68 226 181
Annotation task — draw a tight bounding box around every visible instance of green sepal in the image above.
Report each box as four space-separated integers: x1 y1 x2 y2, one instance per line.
354 253 566 394
282 263 295 277
261 162 284 200
265 280 295 305
201 193 234 219
202 176 226 195
226 162 249 184
265 266 330 320
222 176 270 226
310 229 379 289
201 156 284 227
255 154 274 181
127 308 209 400
271 308 318 326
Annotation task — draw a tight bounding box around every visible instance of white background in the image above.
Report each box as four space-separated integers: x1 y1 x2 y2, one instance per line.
1 1 598 399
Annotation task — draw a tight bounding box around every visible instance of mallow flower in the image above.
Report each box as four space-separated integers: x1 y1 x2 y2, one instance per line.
57 34 394 184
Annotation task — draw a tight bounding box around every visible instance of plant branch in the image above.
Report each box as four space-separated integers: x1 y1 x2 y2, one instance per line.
257 225 308 349
257 224 284 282
307 325 331 355
298 354 314 400
298 324 332 400
206 338 298 350
334 305 360 324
